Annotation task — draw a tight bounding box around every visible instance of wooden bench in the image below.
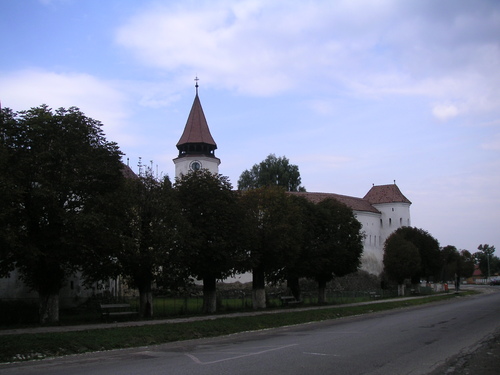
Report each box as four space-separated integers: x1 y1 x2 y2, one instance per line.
100 303 138 321
280 296 303 306
369 292 381 299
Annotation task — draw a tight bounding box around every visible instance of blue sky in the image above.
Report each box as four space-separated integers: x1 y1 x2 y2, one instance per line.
1 0 499 254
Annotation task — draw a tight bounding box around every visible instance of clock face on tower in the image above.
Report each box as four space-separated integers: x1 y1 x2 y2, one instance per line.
189 160 202 171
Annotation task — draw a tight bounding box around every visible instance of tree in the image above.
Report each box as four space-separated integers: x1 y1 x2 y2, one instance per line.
240 186 302 309
117 169 186 318
288 198 364 303
383 233 421 296
392 227 441 283
458 250 475 280
441 245 461 283
475 244 498 280
174 170 243 314
237 154 306 192
0 105 124 324
440 246 475 286
309 198 364 303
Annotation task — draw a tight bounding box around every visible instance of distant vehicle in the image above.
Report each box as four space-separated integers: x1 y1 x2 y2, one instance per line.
489 280 500 286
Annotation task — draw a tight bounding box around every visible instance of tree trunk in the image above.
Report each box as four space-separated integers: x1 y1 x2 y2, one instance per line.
398 284 405 296
287 277 301 301
317 279 327 304
252 267 266 309
39 291 59 324
203 276 217 314
138 283 153 318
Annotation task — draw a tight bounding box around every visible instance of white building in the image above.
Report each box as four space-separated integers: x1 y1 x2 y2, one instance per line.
291 187 411 275
176 83 412 277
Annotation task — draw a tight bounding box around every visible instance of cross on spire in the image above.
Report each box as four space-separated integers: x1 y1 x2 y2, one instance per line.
194 76 199 95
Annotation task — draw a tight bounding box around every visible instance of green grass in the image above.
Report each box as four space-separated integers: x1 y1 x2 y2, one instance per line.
0 292 471 364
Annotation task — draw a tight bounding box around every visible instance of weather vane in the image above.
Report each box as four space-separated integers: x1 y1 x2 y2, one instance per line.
194 76 199 95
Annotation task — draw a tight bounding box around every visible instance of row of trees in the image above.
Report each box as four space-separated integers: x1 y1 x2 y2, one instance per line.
383 227 495 295
0 106 364 323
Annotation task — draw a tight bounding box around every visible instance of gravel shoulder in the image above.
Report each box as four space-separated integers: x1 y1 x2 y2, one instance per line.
430 329 500 374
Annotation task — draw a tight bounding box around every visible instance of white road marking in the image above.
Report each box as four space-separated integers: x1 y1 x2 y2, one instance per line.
185 344 298 365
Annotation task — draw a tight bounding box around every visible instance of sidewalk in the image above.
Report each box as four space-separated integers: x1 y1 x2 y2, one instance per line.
0 294 446 336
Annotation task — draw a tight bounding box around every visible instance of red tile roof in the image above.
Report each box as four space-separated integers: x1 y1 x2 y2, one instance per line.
363 184 411 204
176 94 217 147
290 192 380 213
290 184 411 213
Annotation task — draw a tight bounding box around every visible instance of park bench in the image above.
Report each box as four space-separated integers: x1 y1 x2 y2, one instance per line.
280 296 303 306
99 303 138 321
369 292 381 299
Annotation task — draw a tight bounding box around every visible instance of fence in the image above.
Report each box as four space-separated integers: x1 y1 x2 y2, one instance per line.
0 288 406 326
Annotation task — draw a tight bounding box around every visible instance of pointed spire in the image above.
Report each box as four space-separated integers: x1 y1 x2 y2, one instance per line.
176 78 217 157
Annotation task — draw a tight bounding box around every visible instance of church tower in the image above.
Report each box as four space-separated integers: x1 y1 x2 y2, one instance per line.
173 79 220 179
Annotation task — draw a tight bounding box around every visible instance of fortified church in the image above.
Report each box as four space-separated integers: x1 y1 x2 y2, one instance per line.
175 81 412 276
0 81 412 303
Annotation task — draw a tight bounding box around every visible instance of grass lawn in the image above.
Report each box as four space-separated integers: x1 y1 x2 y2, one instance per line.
0 292 471 364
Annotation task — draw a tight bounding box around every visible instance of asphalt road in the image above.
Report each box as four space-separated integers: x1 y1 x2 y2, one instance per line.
2 287 499 375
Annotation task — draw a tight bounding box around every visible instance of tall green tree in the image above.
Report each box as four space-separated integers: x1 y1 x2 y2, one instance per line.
305 198 364 303
240 186 302 309
286 197 364 303
383 233 421 295
0 105 124 324
117 169 186 318
475 244 498 279
238 154 306 192
174 170 243 314
440 246 475 284
392 227 441 283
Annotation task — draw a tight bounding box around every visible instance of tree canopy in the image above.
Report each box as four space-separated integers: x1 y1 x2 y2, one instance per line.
390 227 441 282
239 186 302 308
117 169 185 318
383 233 421 286
474 244 499 279
0 105 125 323
174 169 244 313
440 245 475 282
295 198 364 302
237 154 306 192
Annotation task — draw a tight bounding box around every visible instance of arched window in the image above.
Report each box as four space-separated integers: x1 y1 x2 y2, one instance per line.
389 218 392 226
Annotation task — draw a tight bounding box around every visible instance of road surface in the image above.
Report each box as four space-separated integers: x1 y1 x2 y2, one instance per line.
2 286 499 375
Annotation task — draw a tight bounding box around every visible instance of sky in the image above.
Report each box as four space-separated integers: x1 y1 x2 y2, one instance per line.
1 0 499 255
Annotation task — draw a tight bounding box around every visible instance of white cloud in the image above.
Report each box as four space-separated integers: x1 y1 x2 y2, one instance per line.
0 69 131 145
115 0 500 119
432 103 460 121
482 134 500 151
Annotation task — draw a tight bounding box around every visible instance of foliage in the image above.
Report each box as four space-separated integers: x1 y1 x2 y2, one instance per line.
474 244 499 278
296 198 364 285
174 170 244 312
383 233 421 284
390 227 441 282
441 245 475 281
116 169 187 317
237 154 306 192
239 186 302 283
0 105 124 323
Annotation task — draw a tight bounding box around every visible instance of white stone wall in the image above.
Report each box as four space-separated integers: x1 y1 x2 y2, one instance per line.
374 202 411 246
355 202 411 275
173 155 220 179
355 211 385 275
